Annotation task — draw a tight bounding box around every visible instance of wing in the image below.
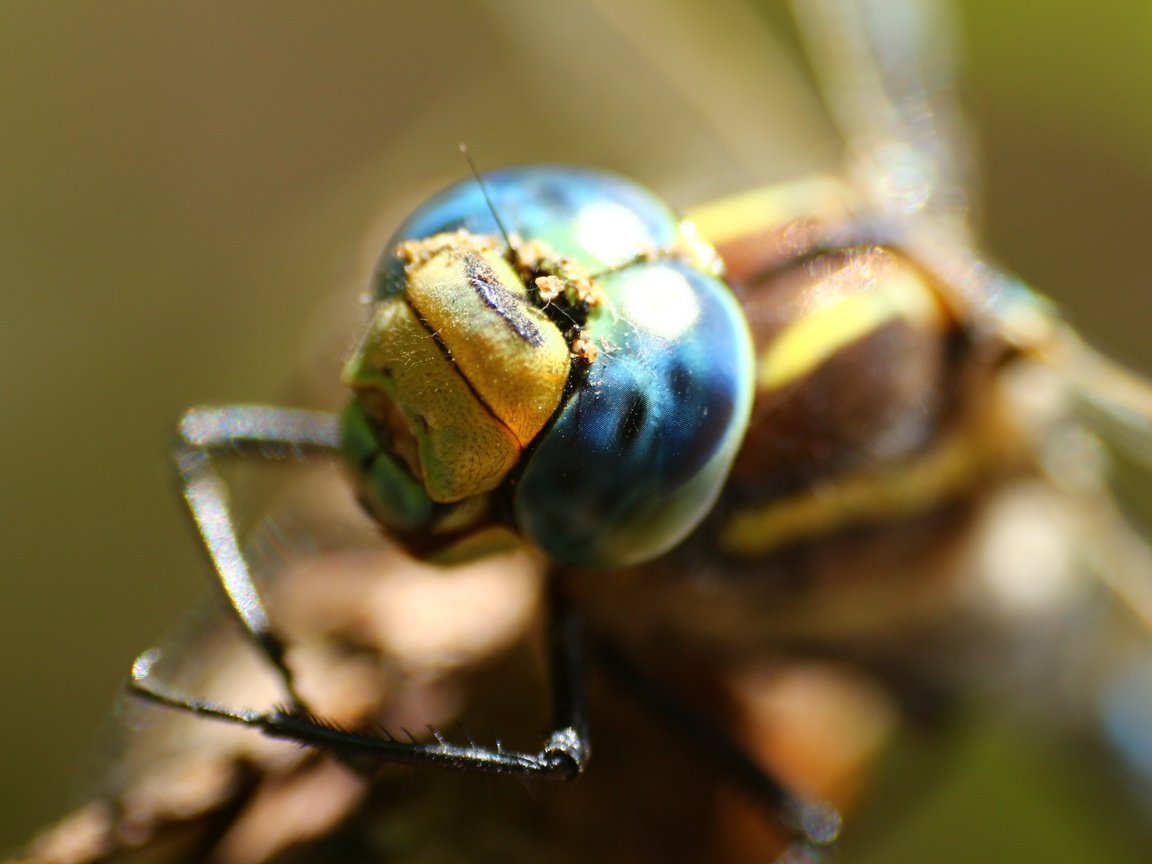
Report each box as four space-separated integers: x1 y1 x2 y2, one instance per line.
788 0 1152 626
788 0 976 230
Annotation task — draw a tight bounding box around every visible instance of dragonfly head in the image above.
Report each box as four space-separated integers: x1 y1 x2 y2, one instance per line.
341 167 754 569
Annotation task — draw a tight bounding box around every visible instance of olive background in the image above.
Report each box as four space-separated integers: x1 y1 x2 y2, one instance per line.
1 1 1149 861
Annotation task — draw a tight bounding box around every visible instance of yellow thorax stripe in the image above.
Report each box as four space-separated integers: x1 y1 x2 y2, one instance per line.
719 428 989 558
687 176 850 248
759 266 945 391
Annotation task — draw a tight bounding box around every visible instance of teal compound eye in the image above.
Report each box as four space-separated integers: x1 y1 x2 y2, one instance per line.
342 166 755 569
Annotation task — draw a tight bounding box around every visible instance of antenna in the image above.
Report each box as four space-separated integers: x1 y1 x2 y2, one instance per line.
459 143 515 254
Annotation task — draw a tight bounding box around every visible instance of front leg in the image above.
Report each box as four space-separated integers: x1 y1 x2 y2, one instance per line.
167 405 343 704
131 402 591 777
129 561 591 780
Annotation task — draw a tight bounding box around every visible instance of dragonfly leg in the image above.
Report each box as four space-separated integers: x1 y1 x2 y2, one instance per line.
593 637 841 853
135 405 344 707
129 567 591 780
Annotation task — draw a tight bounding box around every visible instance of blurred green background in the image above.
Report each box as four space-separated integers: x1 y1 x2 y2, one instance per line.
0 1 1149 860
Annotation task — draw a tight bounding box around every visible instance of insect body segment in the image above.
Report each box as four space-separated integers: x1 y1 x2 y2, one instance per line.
657 185 1010 570
343 167 756 569
719 241 988 557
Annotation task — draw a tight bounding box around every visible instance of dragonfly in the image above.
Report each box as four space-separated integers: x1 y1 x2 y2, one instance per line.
9 1 1152 863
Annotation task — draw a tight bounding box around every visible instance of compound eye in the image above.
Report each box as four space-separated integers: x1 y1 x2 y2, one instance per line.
516 258 754 569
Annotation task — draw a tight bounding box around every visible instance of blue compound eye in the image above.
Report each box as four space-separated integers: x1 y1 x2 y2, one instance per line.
374 166 686 299
516 257 754 567
344 166 755 569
